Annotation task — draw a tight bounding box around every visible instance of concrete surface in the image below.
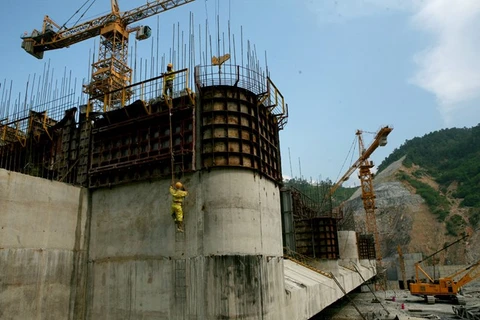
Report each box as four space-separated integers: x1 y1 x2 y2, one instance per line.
1 168 380 319
284 259 376 319
338 231 361 260
87 168 286 319
0 169 88 320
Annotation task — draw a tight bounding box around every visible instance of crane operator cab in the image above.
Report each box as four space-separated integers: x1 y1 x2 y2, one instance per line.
136 26 152 41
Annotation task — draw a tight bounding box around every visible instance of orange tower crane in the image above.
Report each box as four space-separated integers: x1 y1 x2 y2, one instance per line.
328 126 393 260
21 0 195 110
356 126 392 261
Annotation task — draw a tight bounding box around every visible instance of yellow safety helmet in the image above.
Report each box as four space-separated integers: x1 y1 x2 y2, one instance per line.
167 63 173 68
175 181 183 189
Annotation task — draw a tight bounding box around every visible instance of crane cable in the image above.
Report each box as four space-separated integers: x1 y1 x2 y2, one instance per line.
72 0 98 28
60 0 97 30
334 135 357 185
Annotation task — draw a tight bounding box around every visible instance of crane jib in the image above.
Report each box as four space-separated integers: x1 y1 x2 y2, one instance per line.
23 0 196 52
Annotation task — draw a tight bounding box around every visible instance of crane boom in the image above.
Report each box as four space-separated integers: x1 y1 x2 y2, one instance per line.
21 0 195 110
328 126 392 197
22 0 194 56
455 261 480 288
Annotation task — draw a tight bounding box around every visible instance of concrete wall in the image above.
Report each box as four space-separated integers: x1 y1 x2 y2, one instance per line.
1 168 378 320
87 168 285 319
283 259 376 319
396 252 424 281
0 169 89 320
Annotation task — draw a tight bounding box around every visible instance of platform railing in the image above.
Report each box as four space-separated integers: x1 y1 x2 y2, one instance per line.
195 64 288 129
86 68 194 115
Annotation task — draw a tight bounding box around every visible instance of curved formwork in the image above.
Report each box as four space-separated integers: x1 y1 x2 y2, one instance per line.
199 85 282 182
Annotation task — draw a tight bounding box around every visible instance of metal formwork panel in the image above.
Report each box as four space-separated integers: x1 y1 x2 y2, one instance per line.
89 98 194 188
293 217 339 260
314 218 339 259
199 86 281 182
0 108 77 183
357 234 376 260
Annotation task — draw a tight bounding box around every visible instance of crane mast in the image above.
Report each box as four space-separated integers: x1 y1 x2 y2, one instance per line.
357 126 392 260
357 129 380 260
21 0 195 110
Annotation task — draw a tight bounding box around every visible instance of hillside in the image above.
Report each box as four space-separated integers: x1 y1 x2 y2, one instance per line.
379 123 480 210
343 124 480 263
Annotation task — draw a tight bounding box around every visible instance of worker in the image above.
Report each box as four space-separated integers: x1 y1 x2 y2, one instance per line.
169 181 187 232
164 63 175 98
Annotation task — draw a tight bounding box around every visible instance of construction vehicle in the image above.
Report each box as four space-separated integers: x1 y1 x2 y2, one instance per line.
21 0 195 110
409 233 480 305
327 126 393 261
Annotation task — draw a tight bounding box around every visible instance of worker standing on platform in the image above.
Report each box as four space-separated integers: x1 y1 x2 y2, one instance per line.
170 181 187 232
164 63 175 98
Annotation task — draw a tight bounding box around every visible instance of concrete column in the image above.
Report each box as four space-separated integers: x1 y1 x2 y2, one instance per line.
86 168 286 319
200 168 283 256
338 230 359 260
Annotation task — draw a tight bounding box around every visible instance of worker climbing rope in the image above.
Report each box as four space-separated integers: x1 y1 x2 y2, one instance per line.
170 181 188 232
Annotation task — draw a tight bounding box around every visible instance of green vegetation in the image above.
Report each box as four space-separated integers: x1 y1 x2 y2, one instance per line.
396 171 450 221
445 214 466 236
284 178 357 209
379 124 480 207
468 208 480 228
412 168 428 179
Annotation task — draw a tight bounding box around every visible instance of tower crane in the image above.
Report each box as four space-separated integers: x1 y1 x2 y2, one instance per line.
328 126 393 260
21 0 195 110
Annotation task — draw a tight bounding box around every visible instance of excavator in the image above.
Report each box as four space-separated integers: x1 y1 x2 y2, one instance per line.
408 232 480 305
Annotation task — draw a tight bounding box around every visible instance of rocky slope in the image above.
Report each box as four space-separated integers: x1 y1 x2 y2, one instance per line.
340 156 480 264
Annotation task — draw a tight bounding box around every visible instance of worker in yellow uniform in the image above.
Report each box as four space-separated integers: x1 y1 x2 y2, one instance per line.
170 181 187 232
164 63 175 98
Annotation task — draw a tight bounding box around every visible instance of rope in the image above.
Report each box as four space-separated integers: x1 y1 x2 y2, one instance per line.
169 105 174 184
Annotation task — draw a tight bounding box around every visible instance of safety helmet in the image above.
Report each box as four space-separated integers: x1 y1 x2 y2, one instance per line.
175 182 183 189
167 63 173 68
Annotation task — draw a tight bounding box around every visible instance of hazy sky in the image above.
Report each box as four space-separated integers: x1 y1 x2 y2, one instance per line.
1 0 479 186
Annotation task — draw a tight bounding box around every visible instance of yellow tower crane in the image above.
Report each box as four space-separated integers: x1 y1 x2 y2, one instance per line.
328 126 393 260
356 126 392 261
21 0 195 110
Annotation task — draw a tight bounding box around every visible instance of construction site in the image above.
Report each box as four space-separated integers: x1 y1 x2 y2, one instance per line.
1 1 479 319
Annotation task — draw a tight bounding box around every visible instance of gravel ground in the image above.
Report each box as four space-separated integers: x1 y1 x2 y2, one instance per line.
314 282 480 320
